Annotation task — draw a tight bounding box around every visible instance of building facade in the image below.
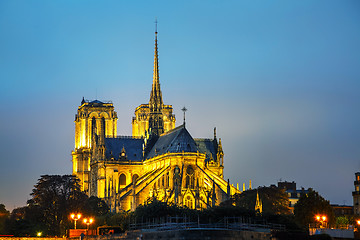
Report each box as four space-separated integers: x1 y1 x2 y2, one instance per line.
277 181 309 213
353 172 360 215
72 30 239 212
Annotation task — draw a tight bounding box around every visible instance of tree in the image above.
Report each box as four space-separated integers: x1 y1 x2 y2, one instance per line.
231 186 290 215
27 175 89 236
0 204 10 234
83 196 109 216
3 175 109 236
335 216 351 229
294 189 334 228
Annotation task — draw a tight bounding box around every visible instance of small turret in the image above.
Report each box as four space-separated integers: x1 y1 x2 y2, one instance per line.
217 138 224 166
255 191 263 214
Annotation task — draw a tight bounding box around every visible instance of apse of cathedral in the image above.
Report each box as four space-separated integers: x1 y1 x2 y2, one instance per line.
71 28 240 212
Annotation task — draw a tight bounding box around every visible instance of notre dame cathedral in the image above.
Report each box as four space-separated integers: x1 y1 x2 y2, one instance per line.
71 29 240 212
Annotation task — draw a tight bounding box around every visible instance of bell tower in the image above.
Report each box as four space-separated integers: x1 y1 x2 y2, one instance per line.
72 98 117 193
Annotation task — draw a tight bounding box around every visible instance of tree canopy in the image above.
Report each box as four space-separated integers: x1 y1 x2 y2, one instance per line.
0 204 10 234
294 189 334 228
5 175 109 236
231 186 290 215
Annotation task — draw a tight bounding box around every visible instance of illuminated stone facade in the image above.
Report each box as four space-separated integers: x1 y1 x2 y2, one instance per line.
72 30 240 211
72 99 117 192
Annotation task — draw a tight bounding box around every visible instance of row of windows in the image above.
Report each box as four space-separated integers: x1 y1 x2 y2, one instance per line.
119 173 139 187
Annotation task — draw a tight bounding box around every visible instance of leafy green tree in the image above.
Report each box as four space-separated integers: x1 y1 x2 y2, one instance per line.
231 186 290 215
294 189 334 228
335 216 351 229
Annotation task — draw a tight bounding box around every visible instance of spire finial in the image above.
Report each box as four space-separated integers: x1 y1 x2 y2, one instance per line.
181 106 187 126
155 17 158 34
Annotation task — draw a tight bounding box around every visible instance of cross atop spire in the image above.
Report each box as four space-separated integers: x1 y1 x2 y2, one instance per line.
155 17 158 34
182 106 187 126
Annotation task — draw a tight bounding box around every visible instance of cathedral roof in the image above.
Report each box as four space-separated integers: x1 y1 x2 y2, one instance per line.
194 138 217 162
104 137 144 161
146 125 198 159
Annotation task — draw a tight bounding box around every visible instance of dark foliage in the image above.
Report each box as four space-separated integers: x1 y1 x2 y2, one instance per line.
231 186 290 215
4 175 109 237
126 198 303 234
0 204 10 234
294 189 335 228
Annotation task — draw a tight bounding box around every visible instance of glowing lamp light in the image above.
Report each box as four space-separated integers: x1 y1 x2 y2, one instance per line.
315 214 327 228
83 217 94 230
357 220 360 225
37 232 42 237
70 213 82 229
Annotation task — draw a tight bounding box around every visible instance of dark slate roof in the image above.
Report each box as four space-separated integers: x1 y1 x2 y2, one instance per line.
105 137 144 161
146 125 198 159
195 138 217 162
90 100 103 104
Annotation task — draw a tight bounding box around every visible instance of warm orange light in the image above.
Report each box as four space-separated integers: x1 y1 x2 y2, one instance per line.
83 217 94 230
316 215 320 221
357 220 360 225
322 216 326 221
70 213 81 220
70 213 82 229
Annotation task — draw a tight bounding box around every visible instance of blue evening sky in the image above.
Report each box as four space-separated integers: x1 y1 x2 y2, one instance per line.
0 0 359 210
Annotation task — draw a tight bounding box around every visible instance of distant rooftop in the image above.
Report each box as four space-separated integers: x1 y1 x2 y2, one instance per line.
81 97 113 105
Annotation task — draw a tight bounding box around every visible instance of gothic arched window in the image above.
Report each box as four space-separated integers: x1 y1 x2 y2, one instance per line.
185 166 195 189
132 174 139 183
184 195 193 209
119 174 126 188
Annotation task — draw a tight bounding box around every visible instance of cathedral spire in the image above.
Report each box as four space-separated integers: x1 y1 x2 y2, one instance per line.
148 19 164 136
149 19 163 112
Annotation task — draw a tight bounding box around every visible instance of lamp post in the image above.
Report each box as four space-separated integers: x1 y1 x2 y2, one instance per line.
83 218 94 235
83 218 94 230
70 213 82 229
315 215 327 228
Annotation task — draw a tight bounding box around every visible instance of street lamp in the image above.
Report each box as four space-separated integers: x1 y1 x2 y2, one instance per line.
70 213 82 229
83 218 94 230
315 215 327 228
